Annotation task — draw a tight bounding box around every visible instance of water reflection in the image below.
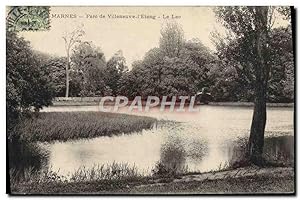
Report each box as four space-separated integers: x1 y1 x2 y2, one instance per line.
9 131 294 181
153 131 209 176
264 135 294 164
8 140 49 181
10 106 294 180
225 135 294 168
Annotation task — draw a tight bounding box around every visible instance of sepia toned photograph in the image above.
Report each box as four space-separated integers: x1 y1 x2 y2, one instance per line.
6 6 295 195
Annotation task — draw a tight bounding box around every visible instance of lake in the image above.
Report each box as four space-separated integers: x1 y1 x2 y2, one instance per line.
11 105 294 179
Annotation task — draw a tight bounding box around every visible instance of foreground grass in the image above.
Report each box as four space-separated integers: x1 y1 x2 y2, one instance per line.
10 167 294 194
16 112 157 142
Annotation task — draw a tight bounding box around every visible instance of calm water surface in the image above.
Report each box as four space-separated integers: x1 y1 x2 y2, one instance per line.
38 105 294 176
12 105 294 178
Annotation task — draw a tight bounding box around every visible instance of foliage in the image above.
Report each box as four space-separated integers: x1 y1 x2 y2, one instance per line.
7 13 294 106
211 7 293 102
119 22 216 99
277 6 292 20
268 26 294 102
105 50 128 95
213 6 294 164
71 42 107 96
45 56 67 97
62 25 85 97
6 32 54 135
159 22 185 58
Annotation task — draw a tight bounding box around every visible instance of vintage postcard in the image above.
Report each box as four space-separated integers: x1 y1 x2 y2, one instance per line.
6 6 295 195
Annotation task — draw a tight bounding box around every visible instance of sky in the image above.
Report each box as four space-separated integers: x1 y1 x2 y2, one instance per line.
19 6 289 68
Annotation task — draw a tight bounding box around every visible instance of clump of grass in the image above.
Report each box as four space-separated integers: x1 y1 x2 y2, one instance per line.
10 162 145 187
16 112 157 142
152 161 189 178
70 162 143 182
10 167 67 186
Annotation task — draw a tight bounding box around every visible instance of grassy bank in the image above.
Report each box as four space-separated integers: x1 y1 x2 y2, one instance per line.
208 102 294 107
16 112 157 142
10 166 294 194
51 101 294 107
51 97 294 107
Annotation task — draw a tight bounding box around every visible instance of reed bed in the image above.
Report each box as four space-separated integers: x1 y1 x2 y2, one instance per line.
16 112 157 142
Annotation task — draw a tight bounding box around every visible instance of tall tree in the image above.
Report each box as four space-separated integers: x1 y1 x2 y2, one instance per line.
62 25 85 97
215 6 292 164
118 60 143 99
71 41 107 96
6 32 54 136
120 24 215 99
141 48 165 97
182 39 216 91
46 56 67 97
159 22 185 58
268 26 294 102
105 50 128 95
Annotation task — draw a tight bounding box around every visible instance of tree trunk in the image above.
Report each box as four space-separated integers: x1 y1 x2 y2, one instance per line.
248 7 269 165
65 50 70 98
249 79 267 165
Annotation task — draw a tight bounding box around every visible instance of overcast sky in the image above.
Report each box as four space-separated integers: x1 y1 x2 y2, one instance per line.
20 6 289 68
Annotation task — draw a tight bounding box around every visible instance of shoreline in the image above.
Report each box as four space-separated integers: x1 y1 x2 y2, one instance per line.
50 100 294 107
11 166 294 194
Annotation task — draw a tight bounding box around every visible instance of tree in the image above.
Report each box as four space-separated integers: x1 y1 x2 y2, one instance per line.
211 24 293 102
105 50 128 95
120 23 215 99
118 61 143 99
62 25 85 97
159 22 185 58
215 6 292 164
45 56 67 97
141 48 165 97
181 39 216 92
211 36 256 102
7 32 54 137
268 26 293 102
71 41 107 96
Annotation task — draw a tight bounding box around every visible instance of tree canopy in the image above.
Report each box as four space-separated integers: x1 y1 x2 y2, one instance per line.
7 32 54 134
7 16 293 103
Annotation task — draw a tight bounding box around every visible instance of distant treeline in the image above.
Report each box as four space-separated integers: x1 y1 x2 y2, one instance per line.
7 21 294 125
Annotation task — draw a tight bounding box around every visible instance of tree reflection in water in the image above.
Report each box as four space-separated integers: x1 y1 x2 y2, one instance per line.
226 135 294 168
153 133 209 177
9 140 49 182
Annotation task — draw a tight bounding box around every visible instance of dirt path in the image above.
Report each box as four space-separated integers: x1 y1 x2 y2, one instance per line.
131 167 294 194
